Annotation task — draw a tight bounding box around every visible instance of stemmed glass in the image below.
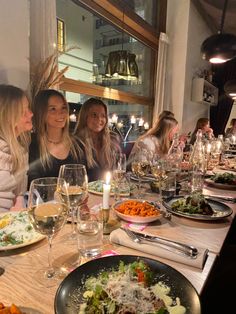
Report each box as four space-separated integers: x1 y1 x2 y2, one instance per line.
113 153 126 201
58 164 88 241
28 177 69 287
131 151 150 196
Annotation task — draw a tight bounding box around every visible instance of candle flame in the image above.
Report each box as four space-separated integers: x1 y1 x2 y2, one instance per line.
105 172 111 185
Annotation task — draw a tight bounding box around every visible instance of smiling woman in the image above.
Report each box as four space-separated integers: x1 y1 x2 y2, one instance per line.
28 89 85 187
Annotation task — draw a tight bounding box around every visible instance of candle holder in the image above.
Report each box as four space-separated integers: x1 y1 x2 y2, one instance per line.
102 207 111 234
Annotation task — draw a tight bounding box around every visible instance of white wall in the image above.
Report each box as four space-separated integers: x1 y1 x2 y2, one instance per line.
0 0 29 89
166 0 213 134
182 0 212 134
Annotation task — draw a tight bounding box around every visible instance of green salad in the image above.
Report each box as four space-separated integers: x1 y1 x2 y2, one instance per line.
171 194 214 215
78 260 186 314
211 172 236 185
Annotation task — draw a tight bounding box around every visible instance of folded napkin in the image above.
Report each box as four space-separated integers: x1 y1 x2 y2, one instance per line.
110 229 208 269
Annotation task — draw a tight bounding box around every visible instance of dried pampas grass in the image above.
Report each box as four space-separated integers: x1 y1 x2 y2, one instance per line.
29 52 69 103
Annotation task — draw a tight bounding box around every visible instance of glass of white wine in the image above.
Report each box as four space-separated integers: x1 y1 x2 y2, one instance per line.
131 152 150 196
28 177 69 287
58 164 88 241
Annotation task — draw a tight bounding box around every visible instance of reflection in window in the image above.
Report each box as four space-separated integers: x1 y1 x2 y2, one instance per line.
57 18 65 52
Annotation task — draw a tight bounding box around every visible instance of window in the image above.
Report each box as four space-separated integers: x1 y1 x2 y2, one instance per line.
56 0 165 138
57 18 65 52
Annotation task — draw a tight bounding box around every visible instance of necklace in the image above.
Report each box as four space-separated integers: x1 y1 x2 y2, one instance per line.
46 137 62 145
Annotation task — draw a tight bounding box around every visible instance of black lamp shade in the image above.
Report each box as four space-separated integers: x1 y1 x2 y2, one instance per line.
201 33 236 63
224 79 236 97
105 50 138 79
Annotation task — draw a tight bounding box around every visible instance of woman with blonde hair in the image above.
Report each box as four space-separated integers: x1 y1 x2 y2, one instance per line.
129 116 179 162
225 118 236 136
28 89 83 186
0 84 33 211
74 98 120 181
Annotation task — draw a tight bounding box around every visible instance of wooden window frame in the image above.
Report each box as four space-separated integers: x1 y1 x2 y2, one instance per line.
59 0 167 113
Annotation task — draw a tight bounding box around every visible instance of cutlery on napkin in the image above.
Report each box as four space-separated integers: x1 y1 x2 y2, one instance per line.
110 228 209 269
204 194 236 203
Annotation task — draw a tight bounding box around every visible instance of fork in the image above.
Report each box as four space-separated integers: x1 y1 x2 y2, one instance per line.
122 228 198 259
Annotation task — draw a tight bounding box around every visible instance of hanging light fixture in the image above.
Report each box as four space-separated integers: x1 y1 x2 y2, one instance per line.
105 10 139 81
224 79 236 98
201 0 236 64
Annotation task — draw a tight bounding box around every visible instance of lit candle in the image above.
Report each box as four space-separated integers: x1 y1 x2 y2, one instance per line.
232 135 236 144
144 122 149 130
138 118 144 127
111 114 118 124
206 143 211 154
103 172 111 209
130 115 136 124
69 114 76 122
117 122 123 129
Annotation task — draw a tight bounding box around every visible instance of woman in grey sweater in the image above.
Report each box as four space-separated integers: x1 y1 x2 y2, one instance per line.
0 84 33 211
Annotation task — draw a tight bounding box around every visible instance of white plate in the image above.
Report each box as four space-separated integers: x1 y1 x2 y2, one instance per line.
113 199 162 223
88 180 135 196
0 211 45 251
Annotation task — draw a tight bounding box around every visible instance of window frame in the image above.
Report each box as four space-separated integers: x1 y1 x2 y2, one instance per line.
59 0 167 116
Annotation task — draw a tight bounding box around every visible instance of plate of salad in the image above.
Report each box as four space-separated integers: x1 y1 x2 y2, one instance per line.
88 180 136 196
163 194 233 220
205 172 236 190
55 255 201 314
0 211 45 251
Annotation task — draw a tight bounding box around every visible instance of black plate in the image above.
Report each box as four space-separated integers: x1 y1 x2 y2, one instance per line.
54 255 201 314
205 178 236 190
163 196 233 220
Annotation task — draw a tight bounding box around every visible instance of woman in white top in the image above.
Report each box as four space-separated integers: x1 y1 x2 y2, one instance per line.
129 116 179 163
0 84 33 211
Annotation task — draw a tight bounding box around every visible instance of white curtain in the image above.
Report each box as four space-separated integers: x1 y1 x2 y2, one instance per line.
29 0 57 66
152 32 169 125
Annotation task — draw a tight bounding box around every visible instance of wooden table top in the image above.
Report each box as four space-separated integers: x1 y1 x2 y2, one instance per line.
0 185 235 314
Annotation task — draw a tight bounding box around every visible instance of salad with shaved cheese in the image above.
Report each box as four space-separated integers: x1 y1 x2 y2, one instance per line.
78 260 186 314
0 211 43 247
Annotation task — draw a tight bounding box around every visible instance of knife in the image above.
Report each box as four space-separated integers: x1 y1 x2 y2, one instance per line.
121 228 198 258
204 195 236 203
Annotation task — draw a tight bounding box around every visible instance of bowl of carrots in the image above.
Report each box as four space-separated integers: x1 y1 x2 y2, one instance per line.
113 199 162 223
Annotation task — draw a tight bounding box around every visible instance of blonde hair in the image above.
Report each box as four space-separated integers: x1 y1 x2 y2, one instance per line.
141 116 178 154
33 89 80 169
0 84 30 172
75 98 118 169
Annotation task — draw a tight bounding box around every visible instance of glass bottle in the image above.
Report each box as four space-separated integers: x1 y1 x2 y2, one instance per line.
189 129 206 193
167 133 183 173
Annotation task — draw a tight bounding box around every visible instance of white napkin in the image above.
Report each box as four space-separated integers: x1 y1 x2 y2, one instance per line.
110 228 208 269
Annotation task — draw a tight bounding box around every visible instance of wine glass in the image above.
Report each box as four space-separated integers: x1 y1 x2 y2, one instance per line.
131 151 150 196
113 153 126 201
28 177 69 287
58 164 88 241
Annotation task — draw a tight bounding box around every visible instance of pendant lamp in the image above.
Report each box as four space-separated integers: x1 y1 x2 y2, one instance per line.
105 11 138 80
201 0 236 64
224 79 236 99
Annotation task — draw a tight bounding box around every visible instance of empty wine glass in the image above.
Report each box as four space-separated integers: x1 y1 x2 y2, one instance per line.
113 153 126 201
28 177 69 287
131 151 150 196
58 164 88 241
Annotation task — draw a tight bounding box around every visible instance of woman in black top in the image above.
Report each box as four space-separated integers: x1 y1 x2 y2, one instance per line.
74 98 121 182
28 89 84 187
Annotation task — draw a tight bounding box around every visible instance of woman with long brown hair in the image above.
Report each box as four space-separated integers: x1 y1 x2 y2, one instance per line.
74 98 120 181
28 89 83 186
190 117 214 145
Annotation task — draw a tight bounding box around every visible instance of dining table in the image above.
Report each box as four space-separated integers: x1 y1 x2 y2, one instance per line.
0 176 236 314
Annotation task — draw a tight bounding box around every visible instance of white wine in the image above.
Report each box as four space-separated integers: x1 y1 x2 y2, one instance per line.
28 203 68 236
113 169 125 181
59 186 86 207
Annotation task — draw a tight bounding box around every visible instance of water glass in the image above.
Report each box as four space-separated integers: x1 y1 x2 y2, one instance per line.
160 172 176 201
77 207 103 257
